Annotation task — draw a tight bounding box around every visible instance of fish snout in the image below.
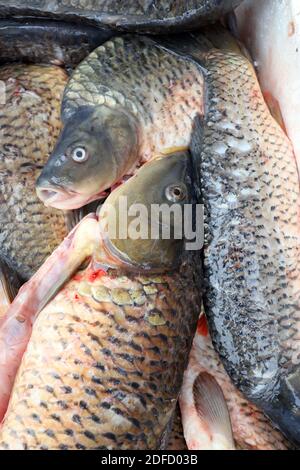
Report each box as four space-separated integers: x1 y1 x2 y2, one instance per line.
36 186 61 204
36 176 104 211
36 176 72 209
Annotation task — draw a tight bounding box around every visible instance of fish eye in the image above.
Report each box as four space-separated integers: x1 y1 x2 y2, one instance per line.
165 184 187 202
71 147 88 163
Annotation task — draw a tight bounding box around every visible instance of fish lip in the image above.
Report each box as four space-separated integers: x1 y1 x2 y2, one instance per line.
36 186 108 210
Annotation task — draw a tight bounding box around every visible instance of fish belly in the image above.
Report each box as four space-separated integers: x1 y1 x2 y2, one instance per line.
236 0 300 173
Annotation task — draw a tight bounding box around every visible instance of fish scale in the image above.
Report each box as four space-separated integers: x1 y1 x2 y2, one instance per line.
0 258 201 449
167 407 187 450
189 43 300 444
63 35 205 161
180 318 292 450
0 1 243 32
0 64 68 280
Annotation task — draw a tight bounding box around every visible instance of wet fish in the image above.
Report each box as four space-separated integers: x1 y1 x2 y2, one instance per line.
0 1 243 33
184 30 300 446
236 0 300 173
0 64 68 281
36 24 300 444
0 19 113 69
36 28 250 211
36 34 207 210
0 260 21 320
167 407 187 451
180 315 291 450
0 150 202 449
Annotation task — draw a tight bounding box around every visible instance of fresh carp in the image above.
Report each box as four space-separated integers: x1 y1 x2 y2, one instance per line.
0 150 202 449
236 0 300 172
37 24 300 445
184 29 300 446
180 315 291 450
36 34 206 210
36 29 248 211
0 1 243 33
0 64 68 281
0 19 113 69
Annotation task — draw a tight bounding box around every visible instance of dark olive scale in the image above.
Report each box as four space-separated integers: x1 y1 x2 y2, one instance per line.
184 36 300 446
62 34 204 129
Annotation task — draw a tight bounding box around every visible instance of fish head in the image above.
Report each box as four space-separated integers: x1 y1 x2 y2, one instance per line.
99 148 198 271
36 105 139 210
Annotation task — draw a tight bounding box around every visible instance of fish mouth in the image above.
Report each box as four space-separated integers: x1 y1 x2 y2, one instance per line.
36 171 135 211
36 187 108 211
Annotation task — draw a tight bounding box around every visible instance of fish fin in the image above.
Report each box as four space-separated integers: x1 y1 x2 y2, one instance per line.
65 210 85 232
65 201 102 232
158 146 189 157
193 372 235 449
263 91 287 133
0 260 21 305
190 114 204 202
158 411 176 450
224 11 238 39
197 313 209 337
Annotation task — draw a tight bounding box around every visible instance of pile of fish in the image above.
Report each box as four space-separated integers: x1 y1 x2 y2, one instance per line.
0 0 299 451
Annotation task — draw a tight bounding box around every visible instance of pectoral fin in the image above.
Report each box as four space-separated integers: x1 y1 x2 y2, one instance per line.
0 260 21 321
193 372 235 450
263 91 287 133
65 201 102 232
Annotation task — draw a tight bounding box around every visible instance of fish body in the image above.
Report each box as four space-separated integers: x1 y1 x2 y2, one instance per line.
0 19 113 69
35 28 248 211
0 150 202 449
167 407 187 450
180 316 291 450
36 34 206 209
0 1 243 33
36 25 300 444
0 262 200 450
0 64 68 280
186 31 300 445
236 0 300 172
